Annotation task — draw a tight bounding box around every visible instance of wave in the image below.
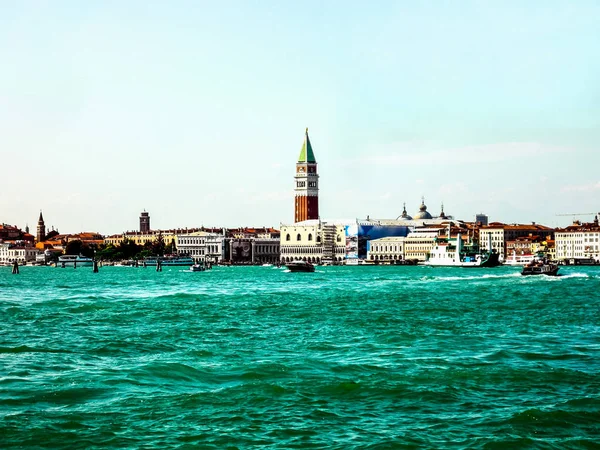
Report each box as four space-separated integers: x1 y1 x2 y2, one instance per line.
507 407 600 427
153 292 203 301
0 345 72 354
558 272 590 279
418 272 521 282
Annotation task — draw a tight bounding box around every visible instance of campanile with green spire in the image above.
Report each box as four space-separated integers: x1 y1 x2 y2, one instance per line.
294 128 319 222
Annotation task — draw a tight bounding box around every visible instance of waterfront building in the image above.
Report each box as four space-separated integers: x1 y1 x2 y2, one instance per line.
280 220 346 264
505 235 541 259
0 223 38 263
294 128 319 223
359 199 459 261
0 243 39 264
104 230 180 248
36 211 46 243
205 233 226 264
176 230 221 263
403 225 447 261
531 239 556 261
367 237 406 263
225 227 280 265
140 210 150 233
555 215 600 263
355 219 411 259
479 223 554 259
367 224 473 263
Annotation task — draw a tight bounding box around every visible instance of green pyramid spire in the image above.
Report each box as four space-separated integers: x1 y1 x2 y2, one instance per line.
298 128 316 163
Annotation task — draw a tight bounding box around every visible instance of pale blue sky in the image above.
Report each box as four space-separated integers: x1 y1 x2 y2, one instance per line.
2 1 599 234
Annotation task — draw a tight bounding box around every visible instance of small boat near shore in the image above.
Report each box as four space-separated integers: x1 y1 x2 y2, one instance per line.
286 260 315 272
189 264 206 272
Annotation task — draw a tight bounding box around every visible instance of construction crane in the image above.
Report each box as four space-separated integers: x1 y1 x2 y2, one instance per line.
556 212 597 224
556 213 595 216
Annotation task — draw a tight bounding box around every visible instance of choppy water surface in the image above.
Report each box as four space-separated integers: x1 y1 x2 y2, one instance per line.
1 265 599 448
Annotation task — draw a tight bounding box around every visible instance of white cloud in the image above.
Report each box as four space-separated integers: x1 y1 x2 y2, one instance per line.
561 181 600 192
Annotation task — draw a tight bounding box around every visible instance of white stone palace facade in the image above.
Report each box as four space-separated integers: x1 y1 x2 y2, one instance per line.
280 220 346 264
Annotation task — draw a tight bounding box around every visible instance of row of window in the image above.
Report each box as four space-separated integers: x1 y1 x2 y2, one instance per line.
179 239 207 245
284 233 342 243
255 245 279 253
281 247 346 254
371 245 402 252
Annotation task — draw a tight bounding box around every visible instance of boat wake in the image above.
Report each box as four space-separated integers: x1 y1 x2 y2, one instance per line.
555 272 590 279
420 272 522 282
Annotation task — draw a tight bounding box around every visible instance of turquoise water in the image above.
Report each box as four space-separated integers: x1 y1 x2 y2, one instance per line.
1 265 599 448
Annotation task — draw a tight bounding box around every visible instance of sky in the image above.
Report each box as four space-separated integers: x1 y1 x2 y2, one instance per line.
1 1 599 234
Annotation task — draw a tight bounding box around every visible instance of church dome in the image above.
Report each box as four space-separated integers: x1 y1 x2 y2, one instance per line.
413 198 433 220
438 203 447 220
397 202 413 221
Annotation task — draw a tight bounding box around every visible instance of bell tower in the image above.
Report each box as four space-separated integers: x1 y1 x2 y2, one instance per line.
36 210 46 242
294 128 319 222
140 210 150 233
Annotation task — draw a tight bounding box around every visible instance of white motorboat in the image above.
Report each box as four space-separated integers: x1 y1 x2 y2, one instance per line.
143 256 194 267
57 255 94 268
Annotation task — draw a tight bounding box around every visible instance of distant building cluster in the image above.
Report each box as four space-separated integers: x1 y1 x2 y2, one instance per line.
2 129 600 266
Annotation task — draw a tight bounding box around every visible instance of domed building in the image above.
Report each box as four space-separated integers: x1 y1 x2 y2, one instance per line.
438 203 447 220
397 203 413 221
413 198 433 220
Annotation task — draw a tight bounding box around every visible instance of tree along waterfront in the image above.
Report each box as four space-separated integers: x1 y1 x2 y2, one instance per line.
65 237 176 262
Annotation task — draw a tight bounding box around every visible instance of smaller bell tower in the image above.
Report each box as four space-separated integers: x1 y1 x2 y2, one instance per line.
36 211 46 242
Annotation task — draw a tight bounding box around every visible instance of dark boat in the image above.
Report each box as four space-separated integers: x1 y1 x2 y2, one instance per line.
286 260 315 273
521 259 559 276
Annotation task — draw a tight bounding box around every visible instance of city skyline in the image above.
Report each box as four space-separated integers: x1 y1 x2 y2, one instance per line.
2 1 599 234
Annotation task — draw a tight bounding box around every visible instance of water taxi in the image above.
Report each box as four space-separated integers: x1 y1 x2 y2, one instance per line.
521 258 559 276
286 260 315 272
